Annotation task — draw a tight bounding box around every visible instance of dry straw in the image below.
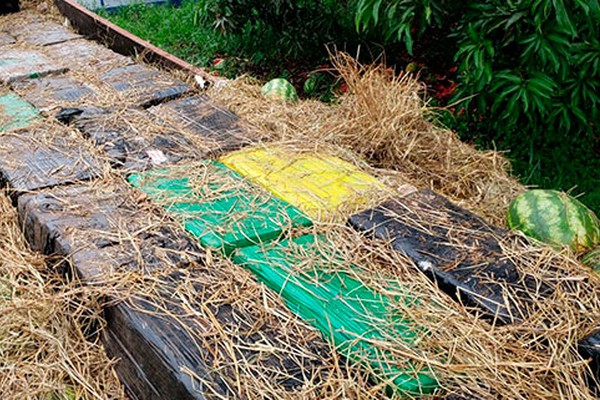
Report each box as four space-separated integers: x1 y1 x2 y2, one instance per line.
2 3 600 397
122 142 600 399
115 256 389 399
310 218 600 399
5 164 600 399
203 54 600 398
0 117 113 192
207 54 524 226
0 191 125 400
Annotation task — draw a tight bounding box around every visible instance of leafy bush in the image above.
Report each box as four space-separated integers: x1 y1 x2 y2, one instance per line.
194 0 356 65
454 1 599 139
355 0 463 54
356 0 600 213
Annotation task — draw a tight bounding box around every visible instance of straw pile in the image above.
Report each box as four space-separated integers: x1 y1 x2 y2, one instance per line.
125 153 600 398
259 220 600 399
207 54 524 226
0 190 125 399
5 150 599 399
124 139 600 399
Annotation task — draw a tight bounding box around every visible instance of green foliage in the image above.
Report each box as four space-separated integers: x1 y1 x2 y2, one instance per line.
98 1 227 67
356 0 600 213
355 0 463 53
453 1 600 136
103 0 360 77
453 0 600 214
303 71 343 102
194 0 356 65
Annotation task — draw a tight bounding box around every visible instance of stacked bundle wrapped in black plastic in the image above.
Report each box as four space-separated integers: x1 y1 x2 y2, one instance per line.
0 1 19 15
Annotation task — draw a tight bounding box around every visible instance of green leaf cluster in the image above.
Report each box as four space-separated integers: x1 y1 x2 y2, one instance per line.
454 1 599 135
355 0 464 54
454 0 600 213
356 0 600 213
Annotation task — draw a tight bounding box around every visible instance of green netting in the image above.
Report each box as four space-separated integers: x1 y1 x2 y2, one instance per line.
128 161 312 255
0 94 39 131
233 234 439 396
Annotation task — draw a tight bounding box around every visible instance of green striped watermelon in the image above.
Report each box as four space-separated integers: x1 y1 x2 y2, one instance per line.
583 248 600 272
261 78 298 101
507 189 600 251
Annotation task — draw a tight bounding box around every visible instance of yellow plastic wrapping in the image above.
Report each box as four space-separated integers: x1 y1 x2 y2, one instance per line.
220 146 385 221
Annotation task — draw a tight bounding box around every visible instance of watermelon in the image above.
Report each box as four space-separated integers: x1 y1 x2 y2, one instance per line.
583 248 600 272
261 78 298 101
507 189 600 251
303 73 318 94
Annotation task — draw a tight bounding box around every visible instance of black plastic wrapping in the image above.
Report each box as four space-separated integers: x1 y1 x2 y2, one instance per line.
0 1 19 15
17 183 203 280
148 95 257 155
99 64 189 108
0 128 102 197
349 189 546 324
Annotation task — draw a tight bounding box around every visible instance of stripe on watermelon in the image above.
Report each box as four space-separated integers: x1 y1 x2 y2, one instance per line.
548 191 576 245
580 201 600 245
583 248 600 271
509 194 537 238
530 191 568 244
509 189 600 250
568 195 593 248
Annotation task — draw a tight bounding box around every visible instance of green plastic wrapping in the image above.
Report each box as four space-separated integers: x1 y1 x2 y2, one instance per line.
128 161 312 255
233 234 439 396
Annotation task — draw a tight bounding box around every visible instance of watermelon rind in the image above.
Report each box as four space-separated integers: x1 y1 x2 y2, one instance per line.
583 247 600 272
506 189 600 251
261 78 298 101
304 74 318 94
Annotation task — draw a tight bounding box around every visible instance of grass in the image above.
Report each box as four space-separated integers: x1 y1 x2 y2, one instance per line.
507 139 600 215
98 0 348 82
99 1 226 68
